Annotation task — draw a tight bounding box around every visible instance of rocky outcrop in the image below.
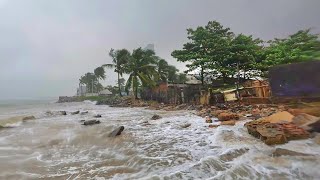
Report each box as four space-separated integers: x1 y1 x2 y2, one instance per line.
272 148 313 157
83 120 100 126
108 126 125 137
151 114 162 120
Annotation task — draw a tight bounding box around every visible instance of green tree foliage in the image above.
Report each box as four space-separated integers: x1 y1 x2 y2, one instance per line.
104 48 130 96
124 48 159 99
94 66 106 81
79 72 103 93
173 21 319 82
172 21 234 84
260 29 320 71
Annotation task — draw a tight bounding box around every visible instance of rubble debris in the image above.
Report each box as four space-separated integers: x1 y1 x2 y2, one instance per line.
263 111 294 123
245 120 310 145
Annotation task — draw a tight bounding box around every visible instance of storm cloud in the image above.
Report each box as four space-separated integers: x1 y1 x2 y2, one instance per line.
0 0 319 99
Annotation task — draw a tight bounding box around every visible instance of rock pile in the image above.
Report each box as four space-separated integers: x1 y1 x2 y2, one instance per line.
244 111 315 145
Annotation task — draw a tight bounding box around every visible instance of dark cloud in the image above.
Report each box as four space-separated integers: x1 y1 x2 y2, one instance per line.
0 0 319 99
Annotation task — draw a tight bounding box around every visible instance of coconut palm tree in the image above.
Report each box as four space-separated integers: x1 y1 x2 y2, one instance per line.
103 48 130 96
156 58 169 82
124 48 159 99
94 66 106 81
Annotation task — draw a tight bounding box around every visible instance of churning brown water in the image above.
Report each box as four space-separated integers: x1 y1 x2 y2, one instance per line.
0 101 319 179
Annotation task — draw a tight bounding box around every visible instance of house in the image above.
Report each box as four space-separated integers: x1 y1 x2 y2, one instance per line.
99 89 112 96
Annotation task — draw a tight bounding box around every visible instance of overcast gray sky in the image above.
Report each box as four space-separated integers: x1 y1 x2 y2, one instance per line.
0 0 319 100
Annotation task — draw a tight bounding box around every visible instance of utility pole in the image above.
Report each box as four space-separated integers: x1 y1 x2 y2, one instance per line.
92 79 94 93
236 61 240 104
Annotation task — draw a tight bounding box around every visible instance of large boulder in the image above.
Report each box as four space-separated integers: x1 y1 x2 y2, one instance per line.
217 112 239 121
151 114 162 120
108 126 125 137
272 148 313 157
83 120 100 126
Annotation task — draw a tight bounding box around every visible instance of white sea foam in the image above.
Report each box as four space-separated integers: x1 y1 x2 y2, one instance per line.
0 101 319 179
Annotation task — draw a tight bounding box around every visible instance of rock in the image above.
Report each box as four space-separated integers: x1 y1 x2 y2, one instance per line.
245 120 310 145
220 148 249 162
209 124 219 128
79 120 85 122
151 114 162 120
256 123 288 145
71 111 80 115
80 111 89 115
216 103 227 110
308 120 320 133
292 113 319 127
217 112 239 121
263 111 294 123
60 111 67 115
205 116 212 123
181 123 191 128
94 114 102 118
83 120 100 126
272 148 313 157
220 120 236 126
108 126 125 137
22 116 36 121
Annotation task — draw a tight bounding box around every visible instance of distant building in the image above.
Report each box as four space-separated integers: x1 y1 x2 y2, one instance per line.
99 89 112 96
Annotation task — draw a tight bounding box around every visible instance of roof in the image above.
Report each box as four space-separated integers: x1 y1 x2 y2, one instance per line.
99 89 112 95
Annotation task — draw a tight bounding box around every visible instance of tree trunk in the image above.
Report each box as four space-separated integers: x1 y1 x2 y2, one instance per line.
118 72 122 97
200 67 204 85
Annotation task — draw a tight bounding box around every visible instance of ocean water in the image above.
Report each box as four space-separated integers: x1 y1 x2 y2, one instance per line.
0 100 319 179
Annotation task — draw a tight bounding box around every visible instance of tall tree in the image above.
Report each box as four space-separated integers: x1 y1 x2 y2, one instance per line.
256 29 320 76
104 48 130 96
124 48 158 99
172 21 234 84
79 72 101 93
94 66 106 82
